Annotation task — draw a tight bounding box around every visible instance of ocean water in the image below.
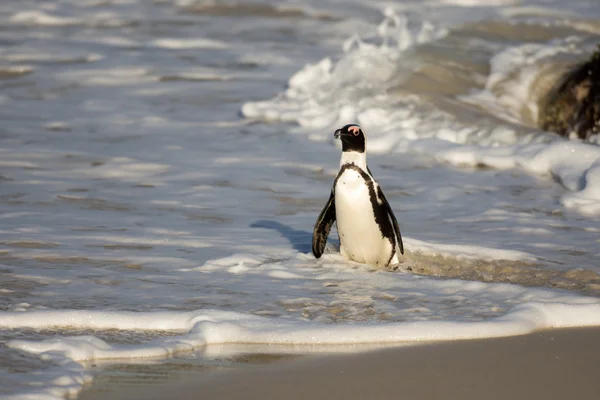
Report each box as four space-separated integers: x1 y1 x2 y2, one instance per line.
1 0 600 398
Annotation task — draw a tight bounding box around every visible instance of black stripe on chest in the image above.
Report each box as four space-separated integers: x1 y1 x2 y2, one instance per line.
334 163 396 244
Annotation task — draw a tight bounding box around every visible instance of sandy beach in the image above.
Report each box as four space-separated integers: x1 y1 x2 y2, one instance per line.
79 326 600 400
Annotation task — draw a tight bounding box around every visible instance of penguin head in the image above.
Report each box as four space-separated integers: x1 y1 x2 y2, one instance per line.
334 124 365 153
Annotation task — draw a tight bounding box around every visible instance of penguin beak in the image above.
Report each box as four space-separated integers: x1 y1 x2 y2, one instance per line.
334 129 343 139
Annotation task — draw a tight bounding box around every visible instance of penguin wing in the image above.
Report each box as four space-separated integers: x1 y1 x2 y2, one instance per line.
312 190 336 258
377 186 404 255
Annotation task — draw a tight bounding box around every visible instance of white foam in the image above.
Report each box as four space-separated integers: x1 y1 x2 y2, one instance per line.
0 65 34 75
242 10 445 130
160 71 233 81
9 10 131 28
1 52 102 64
405 238 537 261
150 38 229 49
10 11 81 26
2 294 600 399
4 301 600 357
460 38 586 125
241 10 600 215
3 245 599 399
432 140 600 215
57 67 154 86
242 11 528 151
3 0 600 399
561 158 600 215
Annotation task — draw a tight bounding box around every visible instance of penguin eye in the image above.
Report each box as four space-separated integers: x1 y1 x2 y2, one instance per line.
347 125 361 136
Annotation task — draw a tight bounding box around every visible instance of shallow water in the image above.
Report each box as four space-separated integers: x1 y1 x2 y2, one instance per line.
1 0 600 398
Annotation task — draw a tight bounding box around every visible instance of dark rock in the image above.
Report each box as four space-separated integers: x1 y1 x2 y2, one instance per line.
538 46 600 140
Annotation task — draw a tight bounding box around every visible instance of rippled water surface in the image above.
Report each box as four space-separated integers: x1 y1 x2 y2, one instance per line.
1 0 600 398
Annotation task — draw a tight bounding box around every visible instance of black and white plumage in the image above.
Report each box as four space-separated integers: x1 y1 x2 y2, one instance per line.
312 124 404 268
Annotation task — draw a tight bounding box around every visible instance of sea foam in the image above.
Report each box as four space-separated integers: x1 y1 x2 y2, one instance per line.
2 292 600 399
241 10 600 215
3 247 600 399
5 302 600 357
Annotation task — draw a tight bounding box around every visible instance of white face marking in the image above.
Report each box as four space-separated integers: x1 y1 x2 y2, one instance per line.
347 125 361 136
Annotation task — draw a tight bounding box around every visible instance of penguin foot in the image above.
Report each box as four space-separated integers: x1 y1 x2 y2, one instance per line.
387 262 413 273
386 263 401 272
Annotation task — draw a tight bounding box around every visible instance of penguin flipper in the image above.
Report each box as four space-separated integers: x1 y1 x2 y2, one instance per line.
312 190 336 258
377 186 404 255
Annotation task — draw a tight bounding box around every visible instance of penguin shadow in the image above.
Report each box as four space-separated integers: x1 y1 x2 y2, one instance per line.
250 220 313 254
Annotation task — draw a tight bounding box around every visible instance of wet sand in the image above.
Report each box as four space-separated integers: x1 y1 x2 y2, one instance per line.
79 326 600 400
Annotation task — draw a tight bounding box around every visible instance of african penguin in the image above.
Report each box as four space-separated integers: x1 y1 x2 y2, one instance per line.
312 124 404 269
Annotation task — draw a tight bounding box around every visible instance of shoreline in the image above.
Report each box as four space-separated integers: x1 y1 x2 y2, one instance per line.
79 326 600 400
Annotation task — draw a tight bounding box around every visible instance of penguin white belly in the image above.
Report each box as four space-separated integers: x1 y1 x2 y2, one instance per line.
334 169 392 266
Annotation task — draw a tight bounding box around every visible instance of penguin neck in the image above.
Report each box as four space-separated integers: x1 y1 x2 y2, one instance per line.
340 151 367 171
